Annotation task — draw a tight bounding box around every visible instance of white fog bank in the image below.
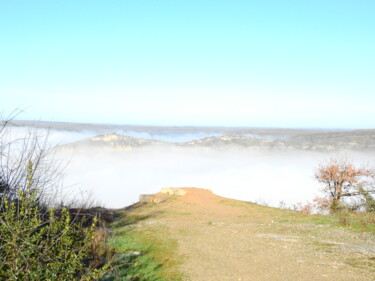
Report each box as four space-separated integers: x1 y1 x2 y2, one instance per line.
57 146 374 209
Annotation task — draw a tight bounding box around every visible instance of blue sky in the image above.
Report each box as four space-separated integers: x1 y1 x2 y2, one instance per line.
1 0 374 128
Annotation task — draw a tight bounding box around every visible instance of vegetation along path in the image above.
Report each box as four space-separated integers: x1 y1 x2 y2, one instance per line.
110 188 375 281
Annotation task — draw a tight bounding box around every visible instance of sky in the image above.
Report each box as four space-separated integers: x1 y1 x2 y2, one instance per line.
1 0 375 128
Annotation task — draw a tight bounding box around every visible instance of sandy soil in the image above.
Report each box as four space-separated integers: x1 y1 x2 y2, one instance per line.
125 188 375 281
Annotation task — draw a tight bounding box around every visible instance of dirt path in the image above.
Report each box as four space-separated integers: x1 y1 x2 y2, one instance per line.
123 188 375 281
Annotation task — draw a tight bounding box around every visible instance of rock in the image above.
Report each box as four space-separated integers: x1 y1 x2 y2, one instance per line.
139 194 165 203
139 188 188 204
160 188 187 196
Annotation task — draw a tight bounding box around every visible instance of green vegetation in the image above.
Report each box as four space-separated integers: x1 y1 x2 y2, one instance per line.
0 162 108 280
101 210 183 281
101 231 164 281
0 117 111 280
290 212 374 232
258 203 375 233
219 196 375 233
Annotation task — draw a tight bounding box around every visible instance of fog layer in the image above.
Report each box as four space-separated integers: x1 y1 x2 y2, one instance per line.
8 125 375 209
58 146 373 208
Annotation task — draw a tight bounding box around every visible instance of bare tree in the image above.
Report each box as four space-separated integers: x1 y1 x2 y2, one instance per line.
315 157 375 213
0 111 63 209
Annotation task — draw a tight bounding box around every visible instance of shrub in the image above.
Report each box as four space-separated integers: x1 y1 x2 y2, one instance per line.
0 162 109 280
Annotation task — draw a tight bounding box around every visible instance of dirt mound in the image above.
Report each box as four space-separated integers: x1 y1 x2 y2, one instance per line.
139 187 214 204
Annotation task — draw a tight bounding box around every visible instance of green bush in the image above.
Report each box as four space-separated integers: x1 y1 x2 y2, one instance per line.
0 162 109 280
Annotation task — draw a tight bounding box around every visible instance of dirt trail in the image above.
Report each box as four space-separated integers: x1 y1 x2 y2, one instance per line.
125 188 375 281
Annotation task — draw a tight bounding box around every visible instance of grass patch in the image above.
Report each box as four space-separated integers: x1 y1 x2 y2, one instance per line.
279 211 375 233
295 212 375 233
311 241 337 253
100 231 165 281
102 210 183 281
276 212 336 225
215 196 373 231
252 201 375 233
334 212 375 232
219 199 247 208
346 257 375 272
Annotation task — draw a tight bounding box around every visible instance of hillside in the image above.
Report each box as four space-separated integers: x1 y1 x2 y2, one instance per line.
7 121 375 151
62 133 166 150
110 188 375 281
59 130 375 151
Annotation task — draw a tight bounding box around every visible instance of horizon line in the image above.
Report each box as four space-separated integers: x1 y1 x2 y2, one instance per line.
6 119 370 131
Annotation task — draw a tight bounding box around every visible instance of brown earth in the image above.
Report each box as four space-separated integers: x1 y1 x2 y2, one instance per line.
122 188 375 281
